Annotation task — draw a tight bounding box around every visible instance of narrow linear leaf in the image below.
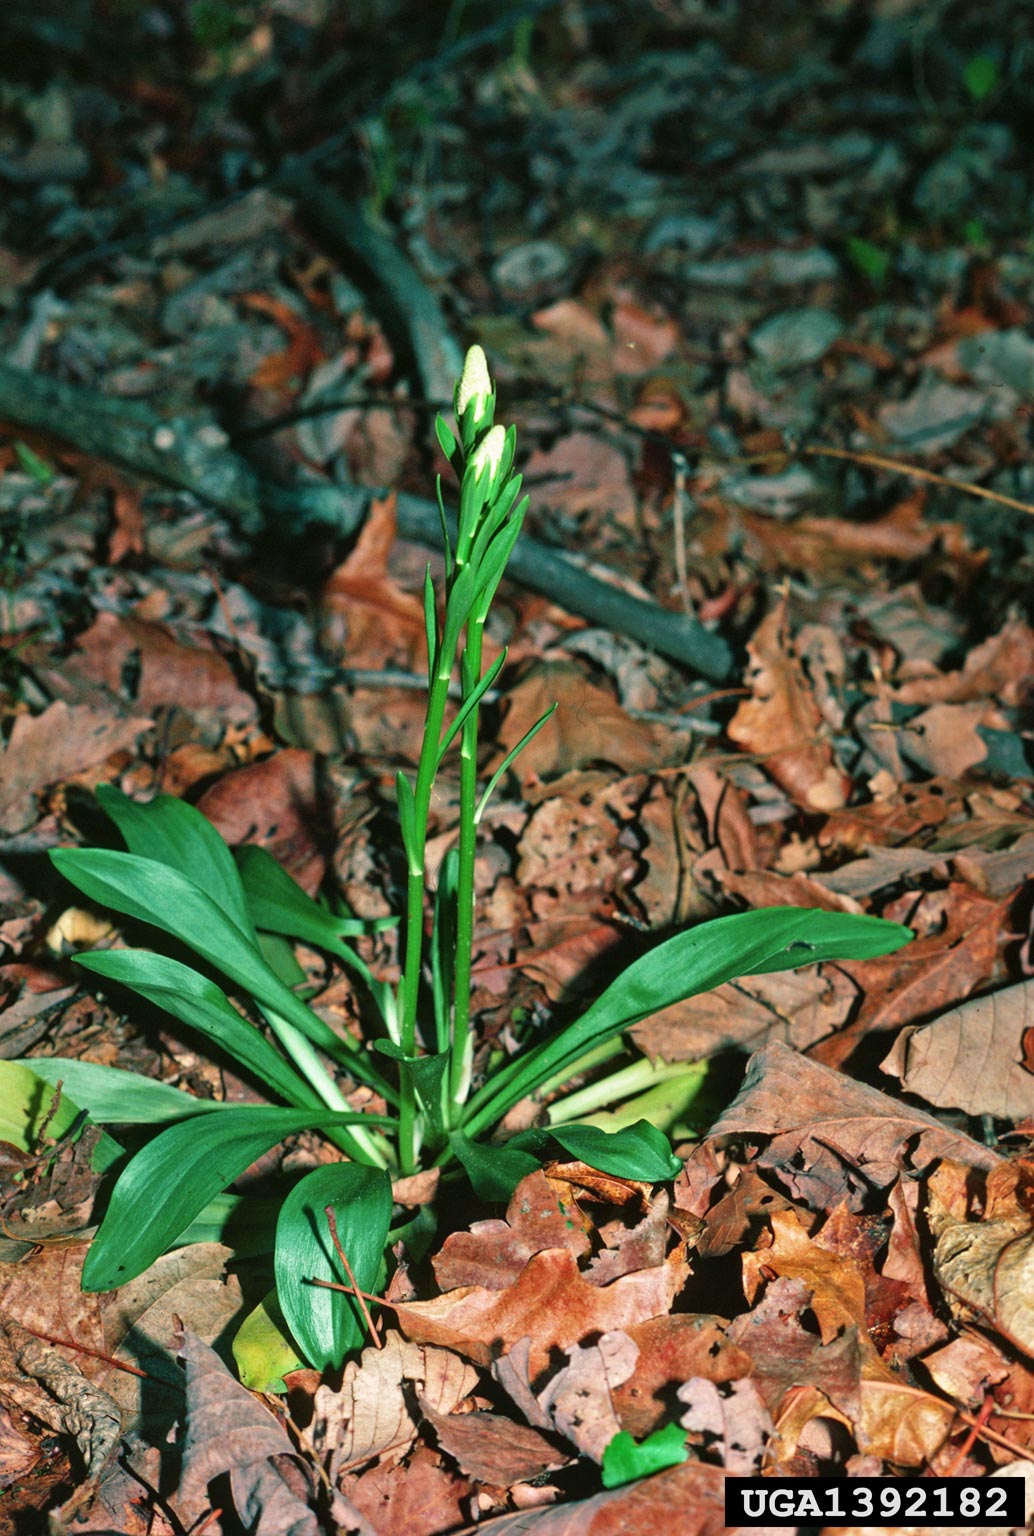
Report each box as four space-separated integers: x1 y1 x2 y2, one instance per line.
463 908 912 1135
274 1163 393 1370
73 948 318 1107
16 1056 230 1124
435 650 506 766
475 703 557 823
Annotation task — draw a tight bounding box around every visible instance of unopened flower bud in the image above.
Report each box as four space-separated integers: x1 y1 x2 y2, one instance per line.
456 345 493 423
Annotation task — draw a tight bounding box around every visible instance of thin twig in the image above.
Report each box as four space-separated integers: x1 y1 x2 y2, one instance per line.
324 1204 382 1349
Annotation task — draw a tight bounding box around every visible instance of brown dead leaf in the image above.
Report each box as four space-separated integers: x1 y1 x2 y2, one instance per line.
321 492 428 670
711 1041 999 1211
882 980 1034 1121
65 611 256 723
536 1332 638 1462
347 1442 469 1536
419 1399 571 1487
930 1206 1034 1360
312 1331 478 1479
176 1329 320 1534
0 702 151 833
524 432 638 539
494 661 669 783
893 616 1034 707
457 1457 729 1535
395 1247 687 1379
813 883 1007 1069
432 1171 590 1292
713 867 862 914
610 1315 753 1439
678 1376 770 1473
196 747 325 893
633 965 857 1062
898 701 1004 778
727 600 850 811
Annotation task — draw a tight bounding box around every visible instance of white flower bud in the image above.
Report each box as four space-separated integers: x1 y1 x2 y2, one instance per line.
456 345 493 423
470 424 506 483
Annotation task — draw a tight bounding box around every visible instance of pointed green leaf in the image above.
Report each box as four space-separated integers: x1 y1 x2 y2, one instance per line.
475 703 557 822
434 413 458 465
431 846 458 1057
15 1056 230 1123
396 771 417 867
448 1132 539 1202
423 565 438 675
374 1041 449 1139
80 1105 395 1290
509 1120 681 1183
71 948 318 1107
463 908 912 1136
96 785 255 939
50 848 359 1068
435 650 506 767
274 1163 393 1370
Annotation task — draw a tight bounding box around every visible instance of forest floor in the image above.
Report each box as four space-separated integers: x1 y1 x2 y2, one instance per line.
2 1 1034 1531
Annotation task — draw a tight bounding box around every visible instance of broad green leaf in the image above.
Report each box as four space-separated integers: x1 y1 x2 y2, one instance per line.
96 784 255 940
601 1423 688 1488
463 908 912 1136
72 949 319 1108
274 1163 392 1370
173 1193 280 1257
0 1061 122 1171
448 1132 539 1202
509 1120 682 1183
50 848 370 1075
15 1056 229 1123
236 844 386 947
234 1287 305 1393
80 1105 395 1290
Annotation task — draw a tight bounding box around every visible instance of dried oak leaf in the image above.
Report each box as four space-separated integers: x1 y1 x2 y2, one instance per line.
394 1247 687 1379
432 1170 590 1292
609 1315 753 1439
445 1458 729 1535
418 1398 571 1487
726 601 850 812
927 1174 1034 1359
346 1441 469 1536
320 492 428 671
66 610 256 723
678 1376 771 1474
197 747 325 893
175 1329 321 1535
0 701 151 833
311 1330 478 1479
711 1041 999 1212
882 979 1034 1121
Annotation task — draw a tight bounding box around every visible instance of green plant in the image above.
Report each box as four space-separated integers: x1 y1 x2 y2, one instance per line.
25 347 913 1375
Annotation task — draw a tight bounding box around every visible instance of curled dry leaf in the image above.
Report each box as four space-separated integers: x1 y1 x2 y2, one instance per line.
0 1316 121 1494
418 1396 571 1487
176 1329 320 1535
535 1330 638 1462
930 1211 1034 1358
395 1246 687 1379
882 980 1034 1121
0 701 152 834
712 1041 999 1212
311 1330 478 1480
726 600 850 812
678 1376 771 1473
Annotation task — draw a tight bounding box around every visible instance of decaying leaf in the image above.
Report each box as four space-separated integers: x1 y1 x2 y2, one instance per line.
882 980 1034 1121
312 1330 478 1479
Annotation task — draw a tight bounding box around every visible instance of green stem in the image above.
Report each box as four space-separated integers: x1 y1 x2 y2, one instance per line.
545 1056 703 1125
397 628 461 1171
447 622 485 1117
261 1008 392 1168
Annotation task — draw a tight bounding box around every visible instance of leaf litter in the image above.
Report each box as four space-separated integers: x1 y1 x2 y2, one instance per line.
2 0 1034 1530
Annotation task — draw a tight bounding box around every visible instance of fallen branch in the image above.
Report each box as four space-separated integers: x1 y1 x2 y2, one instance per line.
0 361 733 679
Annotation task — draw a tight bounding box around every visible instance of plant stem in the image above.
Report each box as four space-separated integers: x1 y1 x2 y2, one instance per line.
544 1056 705 1125
397 639 457 1172
447 622 485 1116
